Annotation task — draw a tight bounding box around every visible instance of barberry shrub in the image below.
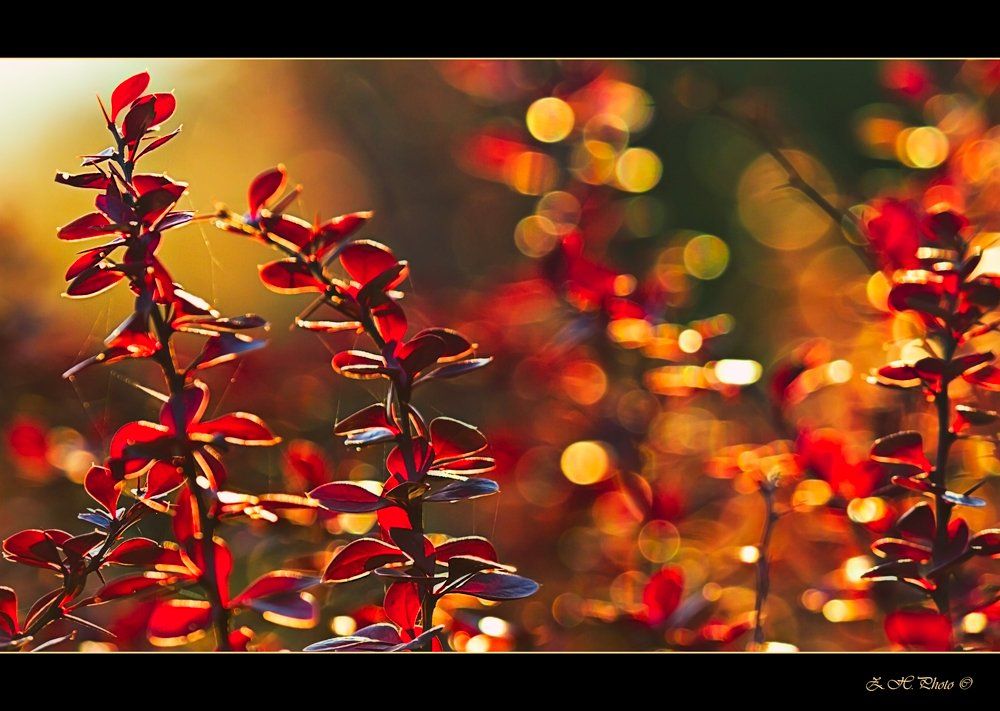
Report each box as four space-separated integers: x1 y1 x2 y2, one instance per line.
213 165 538 651
863 206 1000 650
4 73 327 651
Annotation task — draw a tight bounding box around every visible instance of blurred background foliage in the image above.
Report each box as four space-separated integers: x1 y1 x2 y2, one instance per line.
1 59 997 651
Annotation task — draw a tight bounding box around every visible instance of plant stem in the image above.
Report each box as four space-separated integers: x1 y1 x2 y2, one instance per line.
148 306 232 650
714 105 873 270
0 513 132 651
751 480 778 648
255 230 440 647
930 335 957 621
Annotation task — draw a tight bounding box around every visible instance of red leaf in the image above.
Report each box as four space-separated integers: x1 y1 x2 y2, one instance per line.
232 571 318 607
0 587 19 639
159 381 209 435
398 334 449 376
188 332 266 371
245 592 317 629
108 420 169 477
84 465 120 514
172 487 199 547
55 171 111 190
334 404 396 438
258 259 325 294
65 265 124 298
190 412 280 446
369 297 408 344
324 538 405 583
340 240 401 286
309 481 388 513
449 571 539 601
105 538 188 572
93 572 177 603
884 609 953 651
260 213 313 251
331 350 388 380
411 328 475 361
110 72 150 122
383 581 421 630
643 566 684 626
434 536 497 563
147 599 212 646
870 431 931 472
430 417 488 462
2 529 64 570
134 126 181 160
871 537 932 562
970 529 1000 556
57 212 115 241
248 166 287 216
311 211 372 257
964 364 1000 391
144 462 185 501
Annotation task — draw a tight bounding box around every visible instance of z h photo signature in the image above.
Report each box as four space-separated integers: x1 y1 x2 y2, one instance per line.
866 675 974 692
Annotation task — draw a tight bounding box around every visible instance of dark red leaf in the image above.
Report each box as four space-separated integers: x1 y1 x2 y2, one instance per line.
232 571 319 606
970 529 1000 556
383 581 421 630
57 212 115 241
323 538 405 583
55 171 111 190
425 477 499 503
147 599 212 646
189 332 267 371
448 571 539 601
871 537 931 562
0 587 19 639
248 166 287 216
65 265 124 298
311 211 373 257
190 412 280 446
430 417 488 462
434 536 498 563
870 431 931 472
84 465 120 514
159 381 209 435
258 259 325 294
309 481 389 513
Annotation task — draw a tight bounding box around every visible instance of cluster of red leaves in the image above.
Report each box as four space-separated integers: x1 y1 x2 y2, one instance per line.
213 165 537 651
862 202 1000 650
1 73 322 651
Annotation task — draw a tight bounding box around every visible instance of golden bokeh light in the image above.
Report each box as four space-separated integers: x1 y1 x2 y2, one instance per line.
514 214 560 258
677 328 703 354
683 234 730 280
526 97 575 143
560 441 613 486
638 519 681 563
846 497 887 524
897 126 949 169
615 147 662 193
